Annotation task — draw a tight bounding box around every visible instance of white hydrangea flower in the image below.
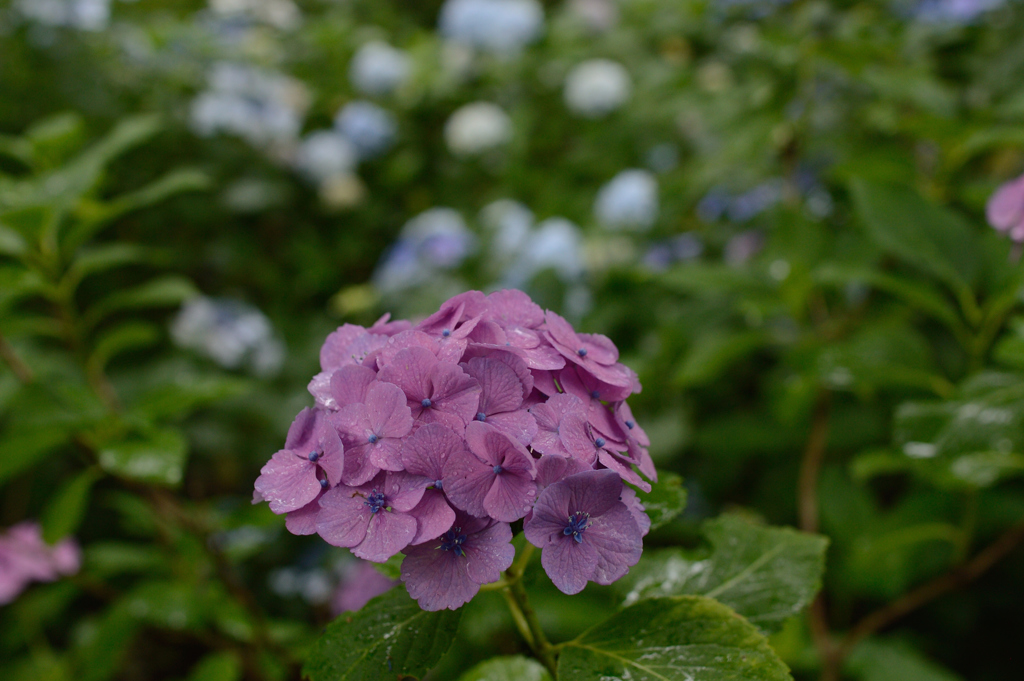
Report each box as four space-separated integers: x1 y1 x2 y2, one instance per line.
208 0 302 30
349 41 411 96
438 0 544 54
190 63 309 148
564 59 632 118
16 0 110 30
172 297 284 375
594 169 659 231
294 131 357 182
334 101 397 160
444 102 513 156
506 217 584 285
480 199 534 257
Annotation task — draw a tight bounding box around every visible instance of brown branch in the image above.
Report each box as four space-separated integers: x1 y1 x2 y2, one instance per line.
796 390 836 680
0 329 34 383
798 390 832 534
836 519 1024 661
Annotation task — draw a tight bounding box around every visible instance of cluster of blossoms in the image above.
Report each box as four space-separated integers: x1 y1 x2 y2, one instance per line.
0 523 80 605
254 289 654 610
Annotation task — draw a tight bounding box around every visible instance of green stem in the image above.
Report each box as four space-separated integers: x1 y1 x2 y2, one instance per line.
501 543 558 677
506 577 558 677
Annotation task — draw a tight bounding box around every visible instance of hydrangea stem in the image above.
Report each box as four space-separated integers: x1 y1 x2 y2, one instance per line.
503 544 558 677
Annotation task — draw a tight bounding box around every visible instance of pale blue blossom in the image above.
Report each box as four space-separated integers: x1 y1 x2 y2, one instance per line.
373 209 477 292
594 169 659 231
172 297 284 375
334 101 397 160
349 41 411 96
439 0 545 54
564 59 632 118
294 131 357 182
15 0 110 30
444 102 513 156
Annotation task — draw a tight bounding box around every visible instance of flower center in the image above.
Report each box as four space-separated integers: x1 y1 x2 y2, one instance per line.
421 398 432 408
577 347 587 357
442 328 451 337
563 511 590 543
364 490 386 514
625 420 635 429
590 390 601 400
308 451 320 462
594 437 606 449
433 479 444 491
440 527 467 556
476 412 487 421
368 433 379 444
493 465 504 475
319 478 329 490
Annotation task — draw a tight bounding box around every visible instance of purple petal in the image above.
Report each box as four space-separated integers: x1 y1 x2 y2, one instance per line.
366 381 414 439
524 485 572 547
486 289 545 333
587 505 643 584
376 330 439 368
464 357 524 415
463 521 515 585
620 487 651 537
540 536 599 595
330 365 377 409
284 408 320 450
535 455 591 492
320 324 368 370
285 497 322 535
598 450 651 492
484 470 537 522
400 423 467 479
341 443 381 486
401 542 479 611
427 361 481 429
254 449 320 514
316 489 372 547
442 449 494 517
408 490 456 545
487 409 539 447
384 471 429 512
355 511 418 562
377 346 437 407
308 372 336 410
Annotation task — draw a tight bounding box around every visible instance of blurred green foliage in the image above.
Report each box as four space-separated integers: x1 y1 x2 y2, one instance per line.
2 0 1024 680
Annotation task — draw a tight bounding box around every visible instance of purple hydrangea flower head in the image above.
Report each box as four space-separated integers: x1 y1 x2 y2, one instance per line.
400 423 463 544
332 381 414 483
544 311 638 390
316 471 426 562
377 346 481 435
309 324 388 407
462 356 538 445
416 292 488 363
401 511 514 611
255 408 344 514
324 364 377 411
331 560 398 615
443 421 537 521
529 393 594 463
524 470 642 594
987 173 1024 243
477 290 566 370
0 522 81 605
368 312 413 337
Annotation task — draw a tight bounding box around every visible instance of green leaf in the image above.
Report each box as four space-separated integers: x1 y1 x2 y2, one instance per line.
186 652 243 681
812 265 967 342
83 276 197 331
675 329 767 387
371 553 404 580
87 322 161 374
62 244 151 290
66 168 209 253
0 425 74 484
42 468 101 543
97 427 188 487
0 224 28 257
558 595 793 681
303 587 461 681
656 263 768 297
636 471 687 531
84 542 167 578
850 178 979 295
619 515 828 635
458 656 552 681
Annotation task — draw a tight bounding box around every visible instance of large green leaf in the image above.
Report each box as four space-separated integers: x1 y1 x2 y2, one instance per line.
636 471 687 531
303 587 461 681
557 595 792 681
846 638 963 681
42 467 101 543
850 178 979 295
458 656 552 681
618 515 828 635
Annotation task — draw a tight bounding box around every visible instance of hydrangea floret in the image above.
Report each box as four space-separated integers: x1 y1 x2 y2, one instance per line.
254 289 654 610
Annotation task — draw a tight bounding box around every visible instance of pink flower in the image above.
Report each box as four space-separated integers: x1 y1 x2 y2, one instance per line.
443 422 537 522
987 173 1024 242
331 381 414 484
0 522 80 605
377 347 481 435
331 560 397 615
254 408 344 514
